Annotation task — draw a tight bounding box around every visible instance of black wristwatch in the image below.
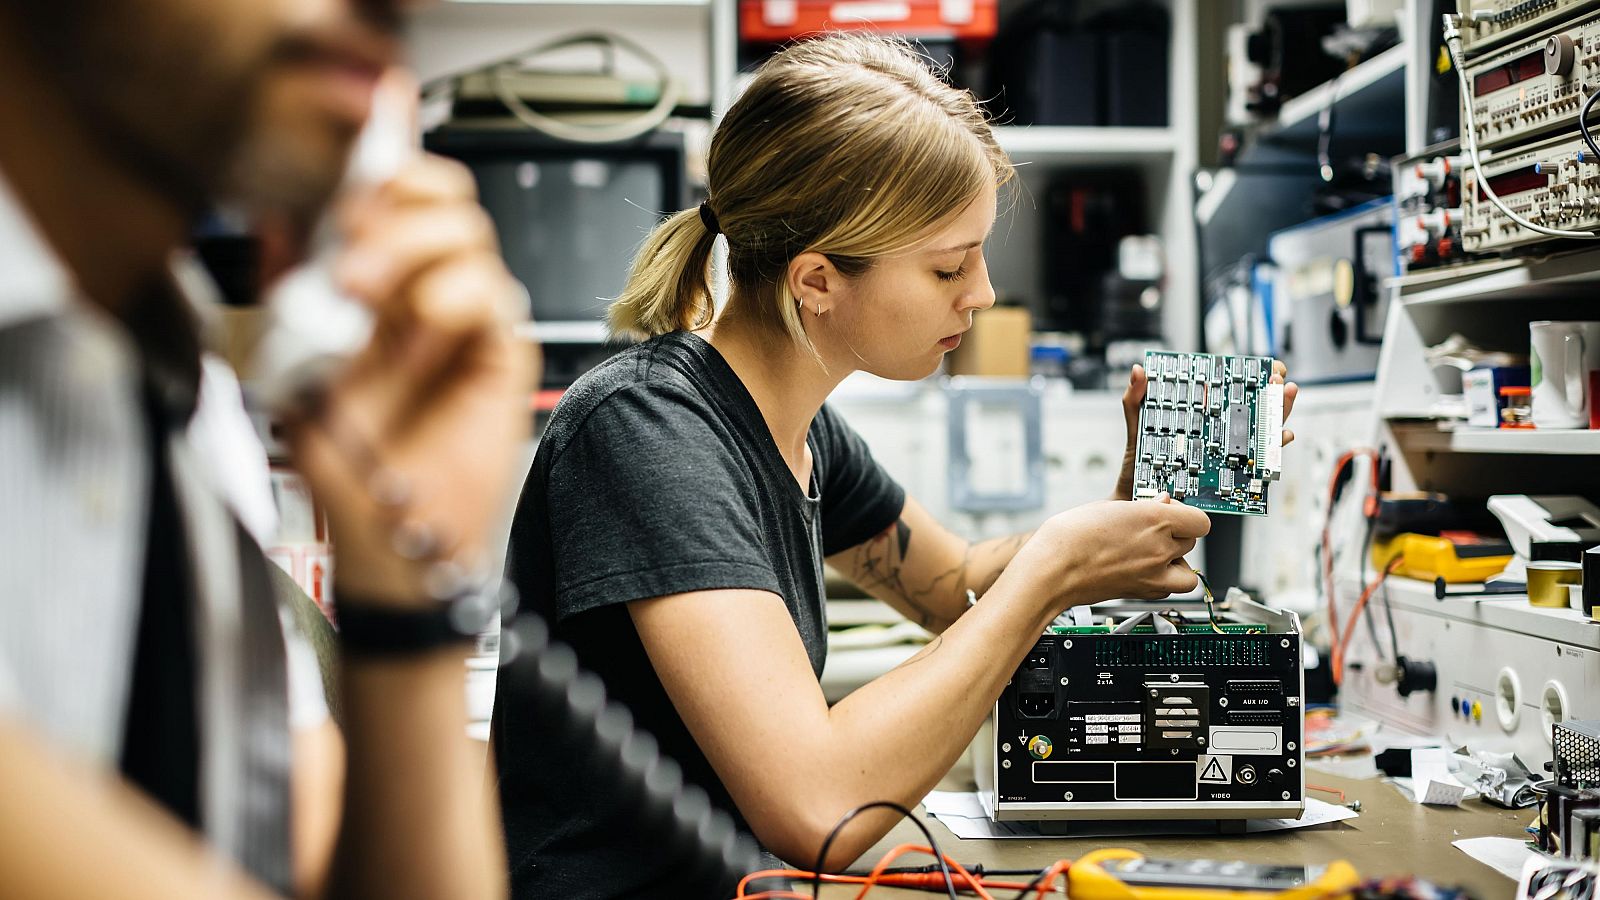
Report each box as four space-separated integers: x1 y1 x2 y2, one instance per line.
337 582 502 656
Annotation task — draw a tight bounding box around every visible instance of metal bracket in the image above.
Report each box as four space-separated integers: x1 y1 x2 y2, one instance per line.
944 376 1046 513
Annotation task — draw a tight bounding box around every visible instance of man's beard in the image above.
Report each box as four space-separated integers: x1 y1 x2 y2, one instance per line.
218 118 357 228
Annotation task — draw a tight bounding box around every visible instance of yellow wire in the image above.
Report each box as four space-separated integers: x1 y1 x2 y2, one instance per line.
1194 571 1226 634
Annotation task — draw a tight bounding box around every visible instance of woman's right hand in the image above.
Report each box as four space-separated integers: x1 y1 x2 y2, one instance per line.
1002 495 1212 616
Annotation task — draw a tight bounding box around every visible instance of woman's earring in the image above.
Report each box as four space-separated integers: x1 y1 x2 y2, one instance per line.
815 302 822 317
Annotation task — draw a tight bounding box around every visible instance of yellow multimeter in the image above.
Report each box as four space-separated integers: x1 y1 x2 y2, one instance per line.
1068 849 1362 900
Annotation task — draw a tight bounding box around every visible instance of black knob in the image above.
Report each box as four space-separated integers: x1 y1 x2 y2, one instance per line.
1246 31 1270 65
1267 768 1285 784
1328 308 1349 349
1396 657 1438 697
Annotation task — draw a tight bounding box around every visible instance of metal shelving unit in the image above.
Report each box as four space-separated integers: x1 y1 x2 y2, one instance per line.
408 0 731 105
993 126 1177 160
1359 4 1600 496
1252 44 1408 152
1194 41 1407 276
514 321 610 344
1377 226 1600 485
1200 42 1408 184
983 0 1201 349
1389 422 1600 455
1393 246 1600 307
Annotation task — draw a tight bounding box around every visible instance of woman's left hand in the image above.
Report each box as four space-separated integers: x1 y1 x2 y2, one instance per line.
1112 359 1298 502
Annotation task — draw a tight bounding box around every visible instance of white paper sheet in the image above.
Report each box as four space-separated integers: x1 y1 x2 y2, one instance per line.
1451 836 1544 881
921 793 1358 840
1421 777 1468 806
1390 777 1482 804
1393 748 1477 806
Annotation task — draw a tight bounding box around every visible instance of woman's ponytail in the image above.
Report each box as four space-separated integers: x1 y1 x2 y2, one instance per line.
607 206 718 338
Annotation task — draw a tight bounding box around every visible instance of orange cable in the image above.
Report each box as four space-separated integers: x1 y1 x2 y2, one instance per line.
737 869 846 896
1322 452 1354 684
1306 783 1347 803
851 843 998 900
866 873 1035 892
1031 861 1072 900
737 858 1036 898
1322 448 1381 686
1333 557 1403 686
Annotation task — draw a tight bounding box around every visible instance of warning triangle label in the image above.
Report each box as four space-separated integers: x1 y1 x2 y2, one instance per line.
1197 754 1232 784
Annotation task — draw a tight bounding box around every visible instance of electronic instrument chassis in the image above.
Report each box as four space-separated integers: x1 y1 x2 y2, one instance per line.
982 598 1305 825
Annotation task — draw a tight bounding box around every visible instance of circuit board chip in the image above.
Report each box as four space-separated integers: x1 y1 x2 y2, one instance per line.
1132 351 1282 516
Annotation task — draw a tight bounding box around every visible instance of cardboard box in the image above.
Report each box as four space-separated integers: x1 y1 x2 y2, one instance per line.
946 306 1032 377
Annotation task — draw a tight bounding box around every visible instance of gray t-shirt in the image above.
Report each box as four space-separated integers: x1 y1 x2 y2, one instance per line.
494 331 905 899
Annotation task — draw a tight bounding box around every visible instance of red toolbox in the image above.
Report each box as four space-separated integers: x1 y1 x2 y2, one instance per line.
739 0 999 43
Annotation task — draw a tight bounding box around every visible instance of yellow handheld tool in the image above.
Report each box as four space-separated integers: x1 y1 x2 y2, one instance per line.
1068 849 1361 900
1369 532 1512 584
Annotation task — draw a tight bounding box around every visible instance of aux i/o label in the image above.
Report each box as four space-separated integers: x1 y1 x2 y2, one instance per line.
1197 754 1233 784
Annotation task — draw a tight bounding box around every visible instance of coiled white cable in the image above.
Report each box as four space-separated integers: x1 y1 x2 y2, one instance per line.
490 32 682 145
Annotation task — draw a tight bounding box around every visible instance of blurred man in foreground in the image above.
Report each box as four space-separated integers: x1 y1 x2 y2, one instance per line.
0 1 533 897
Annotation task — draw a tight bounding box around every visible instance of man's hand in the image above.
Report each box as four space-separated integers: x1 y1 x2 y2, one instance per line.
286 154 537 605
1112 360 1298 502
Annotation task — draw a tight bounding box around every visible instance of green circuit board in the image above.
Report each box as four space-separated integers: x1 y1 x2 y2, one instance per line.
1132 351 1283 517
1049 623 1267 635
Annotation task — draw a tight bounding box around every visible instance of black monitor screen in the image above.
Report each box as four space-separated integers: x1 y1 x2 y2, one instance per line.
428 130 686 328
472 156 666 323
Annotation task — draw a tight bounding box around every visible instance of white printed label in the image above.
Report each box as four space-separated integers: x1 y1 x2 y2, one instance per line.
1207 726 1282 755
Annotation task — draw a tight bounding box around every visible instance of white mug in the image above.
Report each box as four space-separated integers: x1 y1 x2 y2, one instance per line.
1531 321 1600 429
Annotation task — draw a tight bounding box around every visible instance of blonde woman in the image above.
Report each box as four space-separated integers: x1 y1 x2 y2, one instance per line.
493 33 1296 899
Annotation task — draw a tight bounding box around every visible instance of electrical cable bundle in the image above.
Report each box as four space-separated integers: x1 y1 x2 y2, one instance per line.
487 33 681 144
732 801 1074 899
1333 556 1405 687
1194 570 1228 634
422 32 684 144
736 833 1472 900
1319 449 1383 685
